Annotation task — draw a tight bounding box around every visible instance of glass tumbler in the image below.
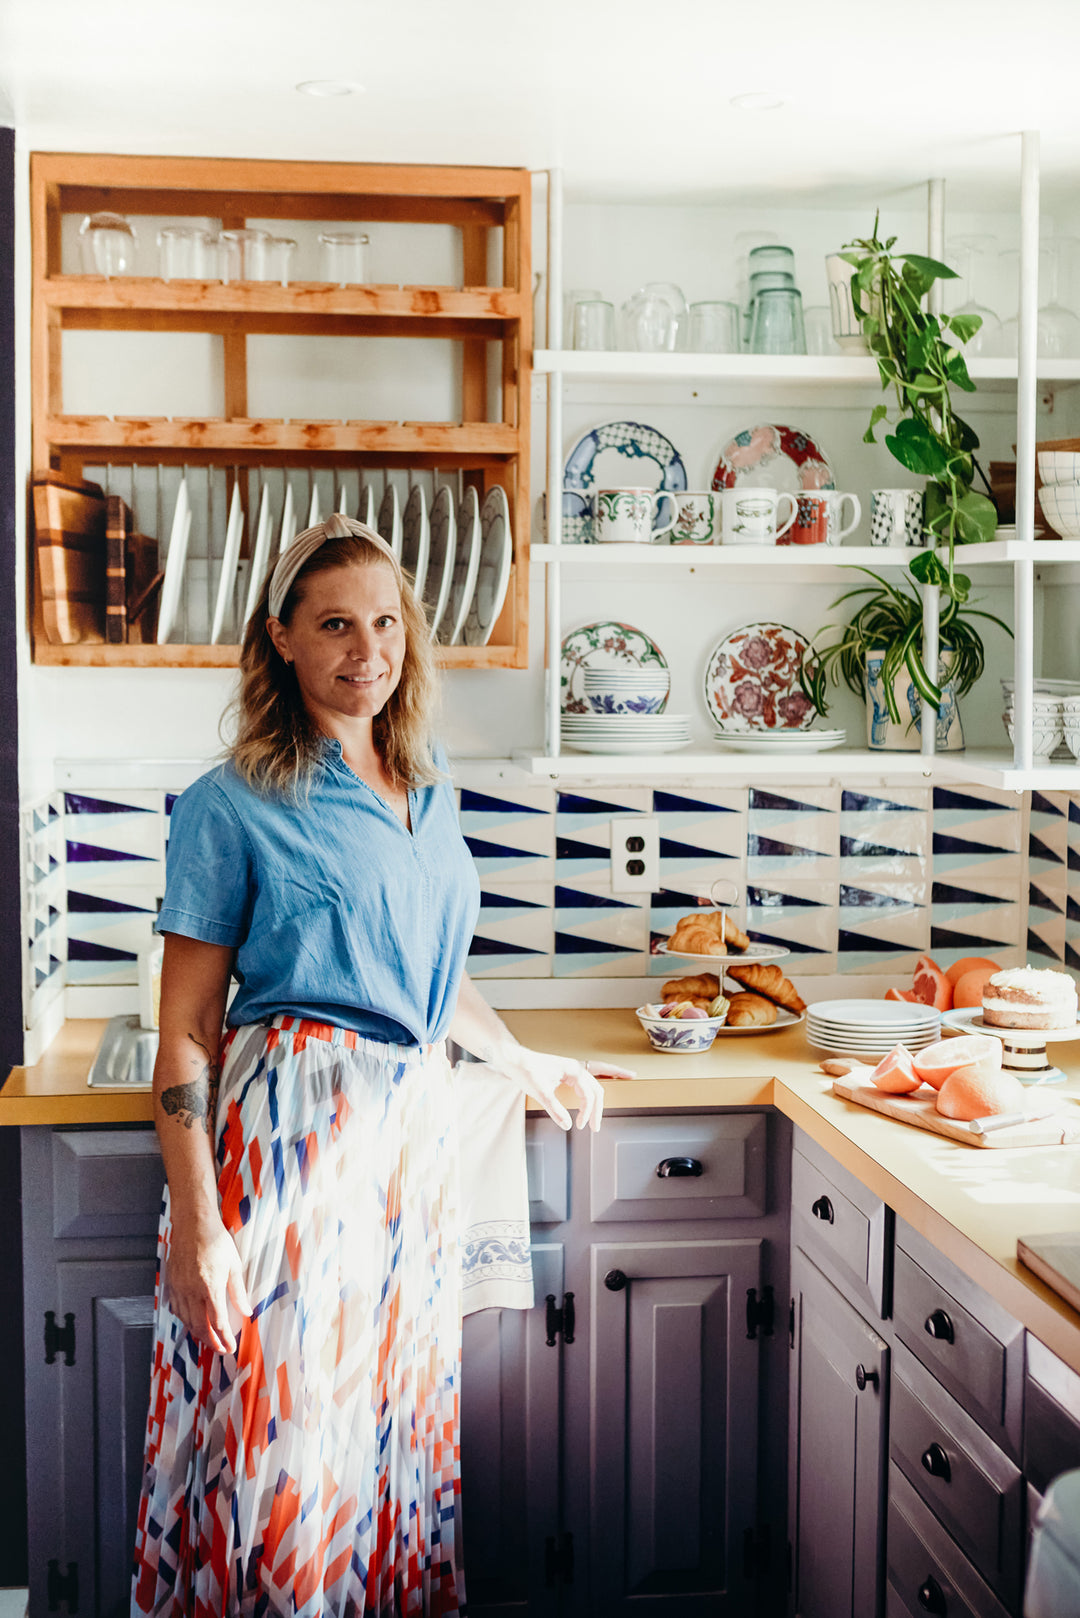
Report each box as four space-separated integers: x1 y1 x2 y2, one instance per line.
157 225 212 280
748 244 796 277
750 287 807 354
572 299 615 350
803 305 837 355
79 212 137 276
265 236 298 286
318 231 369 285
219 228 270 282
688 301 740 353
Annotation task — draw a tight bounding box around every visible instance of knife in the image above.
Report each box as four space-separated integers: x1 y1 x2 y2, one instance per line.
968 1108 1063 1135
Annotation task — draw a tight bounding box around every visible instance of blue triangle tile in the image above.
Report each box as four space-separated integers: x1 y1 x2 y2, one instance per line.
932 880 1015 907
1070 847 1080 872
33 916 45 938
66 889 155 915
66 841 154 865
841 790 921 813
650 888 710 909
653 790 739 816
477 891 548 913
48 906 59 922
557 792 638 816
1027 930 1063 963
463 835 540 861
1028 832 1065 867
555 835 607 862
468 935 545 958
1066 942 1080 971
555 885 639 910
933 833 1013 859
34 967 48 986
748 885 830 910
460 789 549 816
749 788 831 813
32 809 47 832
1068 895 1080 923
1029 882 1065 917
1030 791 1065 819
933 786 1012 814
746 930 828 955
64 792 155 817
748 834 823 860
67 939 138 963
839 927 916 953
930 926 1011 952
1070 800 1080 825
660 835 738 862
48 854 58 870
165 793 180 815
554 931 639 956
48 803 60 822
841 835 916 859
840 885 921 911
48 957 63 975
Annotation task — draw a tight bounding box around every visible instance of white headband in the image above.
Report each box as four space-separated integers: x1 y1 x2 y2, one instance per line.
268 514 400 620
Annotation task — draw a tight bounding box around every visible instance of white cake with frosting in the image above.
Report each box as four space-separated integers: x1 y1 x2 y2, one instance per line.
982 966 1078 1030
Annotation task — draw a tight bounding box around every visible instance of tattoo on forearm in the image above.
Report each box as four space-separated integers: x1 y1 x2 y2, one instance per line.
159 1036 221 1134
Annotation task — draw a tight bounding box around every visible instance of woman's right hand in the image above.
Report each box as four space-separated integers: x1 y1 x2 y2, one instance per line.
166 1210 251 1355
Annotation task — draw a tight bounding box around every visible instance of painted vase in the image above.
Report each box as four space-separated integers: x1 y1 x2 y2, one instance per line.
863 648 965 752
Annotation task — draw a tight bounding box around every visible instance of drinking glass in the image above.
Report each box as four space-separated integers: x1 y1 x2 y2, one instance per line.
688 301 739 353
220 228 270 282
622 291 678 351
265 236 298 286
803 305 838 355
79 212 137 276
747 243 796 277
999 243 1080 359
572 298 616 350
946 235 1004 357
318 231 369 285
563 288 603 345
157 225 212 280
750 287 807 354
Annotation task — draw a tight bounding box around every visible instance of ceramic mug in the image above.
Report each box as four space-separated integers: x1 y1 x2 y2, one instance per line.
593 487 678 544
870 488 924 547
669 490 720 545
720 486 797 545
783 490 862 546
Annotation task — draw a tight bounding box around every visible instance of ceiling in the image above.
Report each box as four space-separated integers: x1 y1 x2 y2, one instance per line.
3 0 1080 207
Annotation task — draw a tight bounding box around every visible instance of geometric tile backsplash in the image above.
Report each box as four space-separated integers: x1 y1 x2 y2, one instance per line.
19 773 1080 1018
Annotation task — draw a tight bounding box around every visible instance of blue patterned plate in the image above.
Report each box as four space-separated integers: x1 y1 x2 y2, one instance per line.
564 419 687 543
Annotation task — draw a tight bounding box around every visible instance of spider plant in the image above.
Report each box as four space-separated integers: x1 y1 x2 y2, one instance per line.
799 568 1012 721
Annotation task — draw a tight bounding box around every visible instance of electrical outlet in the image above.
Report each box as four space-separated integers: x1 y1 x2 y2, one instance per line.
610 816 659 893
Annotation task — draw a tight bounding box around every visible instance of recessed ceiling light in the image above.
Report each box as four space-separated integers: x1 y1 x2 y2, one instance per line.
730 91 786 112
295 80 362 98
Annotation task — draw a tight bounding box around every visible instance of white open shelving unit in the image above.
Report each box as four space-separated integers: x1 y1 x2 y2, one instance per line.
521 136 1080 790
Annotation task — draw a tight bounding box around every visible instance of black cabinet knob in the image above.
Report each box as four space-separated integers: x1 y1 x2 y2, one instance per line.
921 1442 951 1482
604 1269 628 1292
924 1308 955 1344
917 1574 947 1614
855 1363 879 1392
656 1156 704 1178
811 1195 835 1223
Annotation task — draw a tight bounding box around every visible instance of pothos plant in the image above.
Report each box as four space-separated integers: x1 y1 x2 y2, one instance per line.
842 215 999 606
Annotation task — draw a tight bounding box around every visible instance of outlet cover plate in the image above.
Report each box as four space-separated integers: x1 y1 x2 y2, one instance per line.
610 816 659 893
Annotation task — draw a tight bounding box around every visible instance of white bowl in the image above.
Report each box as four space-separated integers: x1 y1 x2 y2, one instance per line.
1038 450 1080 487
635 1005 725 1053
1003 715 1064 755
1065 730 1080 759
1038 481 1080 537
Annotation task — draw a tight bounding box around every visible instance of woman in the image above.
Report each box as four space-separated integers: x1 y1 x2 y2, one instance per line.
131 514 630 1617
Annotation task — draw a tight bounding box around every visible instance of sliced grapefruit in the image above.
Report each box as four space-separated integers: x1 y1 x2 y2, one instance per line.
936 1063 1025 1121
952 966 999 1009
911 1033 1001 1089
911 954 952 1011
869 1044 922 1093
945 955 999 987
885 987 919 1003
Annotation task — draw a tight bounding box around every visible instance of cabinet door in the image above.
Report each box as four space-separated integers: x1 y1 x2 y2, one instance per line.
789 1248 888 1618
587 1237 762 1617
461 1242 564 1616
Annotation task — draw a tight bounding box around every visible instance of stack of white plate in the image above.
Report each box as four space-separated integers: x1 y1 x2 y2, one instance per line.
711 728 845 754
561 713 691 755
806 998 941 1058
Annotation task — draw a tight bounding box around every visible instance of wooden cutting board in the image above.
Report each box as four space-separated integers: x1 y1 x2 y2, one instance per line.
1018 1234 1080 1311
831 1078 1080 1148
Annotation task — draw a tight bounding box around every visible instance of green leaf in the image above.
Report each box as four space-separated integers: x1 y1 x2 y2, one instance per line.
951 414 981 454
900 253 959 283
908 549 950 588
946 311 983 345
863 403 889 444
954 490 998 545
886 417 948 477
944 350 976 392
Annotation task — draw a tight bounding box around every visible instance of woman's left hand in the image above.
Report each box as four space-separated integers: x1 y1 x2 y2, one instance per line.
486 1044 635 1133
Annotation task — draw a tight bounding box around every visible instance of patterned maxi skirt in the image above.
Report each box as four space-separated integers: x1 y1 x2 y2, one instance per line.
131 1016 466 1617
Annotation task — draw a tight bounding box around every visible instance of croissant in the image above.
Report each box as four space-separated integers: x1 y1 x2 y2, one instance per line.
726 992 777 1027
667 919 728 956
668 910 751 955
725 962 806 1014
662 973 722 1002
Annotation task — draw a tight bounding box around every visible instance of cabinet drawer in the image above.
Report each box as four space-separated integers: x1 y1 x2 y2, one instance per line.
890 1344 1022 1610
887 1465 1013 1618
52 1128 164 1239
1025 1335 1080 1500
525 1118 568 1224
589 1113 767 1223
791 1140 889 1316
893 1224 1023 1461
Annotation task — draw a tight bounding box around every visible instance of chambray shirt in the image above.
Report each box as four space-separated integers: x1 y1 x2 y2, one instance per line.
156 741 480 1046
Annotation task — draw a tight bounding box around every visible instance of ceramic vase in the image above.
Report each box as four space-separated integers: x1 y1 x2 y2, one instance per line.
863 648 965 752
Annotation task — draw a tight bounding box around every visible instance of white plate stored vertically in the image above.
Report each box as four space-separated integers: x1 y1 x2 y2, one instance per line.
377 485 402 561
464 486 513 646
156 478 190 644
424 485 456 638
401 484 430 601
243 483 273 625
442 486 482 645
210 483 244 645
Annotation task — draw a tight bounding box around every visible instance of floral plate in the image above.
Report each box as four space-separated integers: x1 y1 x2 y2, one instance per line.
704 621 817 731
564 419 687 543
561 619 668 713
711 423 835 495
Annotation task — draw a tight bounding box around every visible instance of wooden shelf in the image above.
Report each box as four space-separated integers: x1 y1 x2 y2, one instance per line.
44 417 521 456
32 640 522 670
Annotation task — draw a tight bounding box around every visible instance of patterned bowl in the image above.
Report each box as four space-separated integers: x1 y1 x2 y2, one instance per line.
583 668 670 715
1037 451 1080 487
635 1005 725 1053
1038 480 1080 537
1003 714 1064 755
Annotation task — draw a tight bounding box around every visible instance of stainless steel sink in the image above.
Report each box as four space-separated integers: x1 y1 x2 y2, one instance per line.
87 1013 158 1088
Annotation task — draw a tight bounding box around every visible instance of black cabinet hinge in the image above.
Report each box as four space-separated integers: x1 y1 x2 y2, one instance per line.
544 1291 575 1347
544 1530 574 1586
743 1524 771 1580
47 1557 79 1612
44 1310 76 1366
789 1296 796 1349
745 1285 774 1340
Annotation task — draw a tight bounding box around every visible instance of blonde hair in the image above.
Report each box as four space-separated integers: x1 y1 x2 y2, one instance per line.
229 517 442 797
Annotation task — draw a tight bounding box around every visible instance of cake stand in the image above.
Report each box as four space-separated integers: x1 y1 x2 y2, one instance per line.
942 1007 1080 1085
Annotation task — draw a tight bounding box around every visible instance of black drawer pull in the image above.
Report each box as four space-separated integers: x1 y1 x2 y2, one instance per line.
921 1442 951 1482
656 1156 704 1178
604 1269 628 1292
811 1195 834 1223
918 1574 947 1614
855 1363 879 1392
924 1308 954 1344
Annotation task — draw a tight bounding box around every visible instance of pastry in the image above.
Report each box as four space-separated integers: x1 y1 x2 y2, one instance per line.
662 973 722 1002
667 910 750 955
981 966 1078 1030
725 962 806 1014
725 992 777 1028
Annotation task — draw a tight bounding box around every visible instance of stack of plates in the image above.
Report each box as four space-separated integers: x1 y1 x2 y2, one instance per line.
561 713 691 755
711 728 845 754
806 998 940 1058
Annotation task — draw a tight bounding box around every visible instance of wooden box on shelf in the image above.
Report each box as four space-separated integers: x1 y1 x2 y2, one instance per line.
30 152 532 669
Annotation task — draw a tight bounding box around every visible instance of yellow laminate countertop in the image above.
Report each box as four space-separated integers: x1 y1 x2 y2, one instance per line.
4 1009 1080 1375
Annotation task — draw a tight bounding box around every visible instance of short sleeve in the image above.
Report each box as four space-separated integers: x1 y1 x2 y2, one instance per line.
156 775 255 948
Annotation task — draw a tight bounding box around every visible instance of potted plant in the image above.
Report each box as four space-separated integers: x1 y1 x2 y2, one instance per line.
799 569 1012 751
